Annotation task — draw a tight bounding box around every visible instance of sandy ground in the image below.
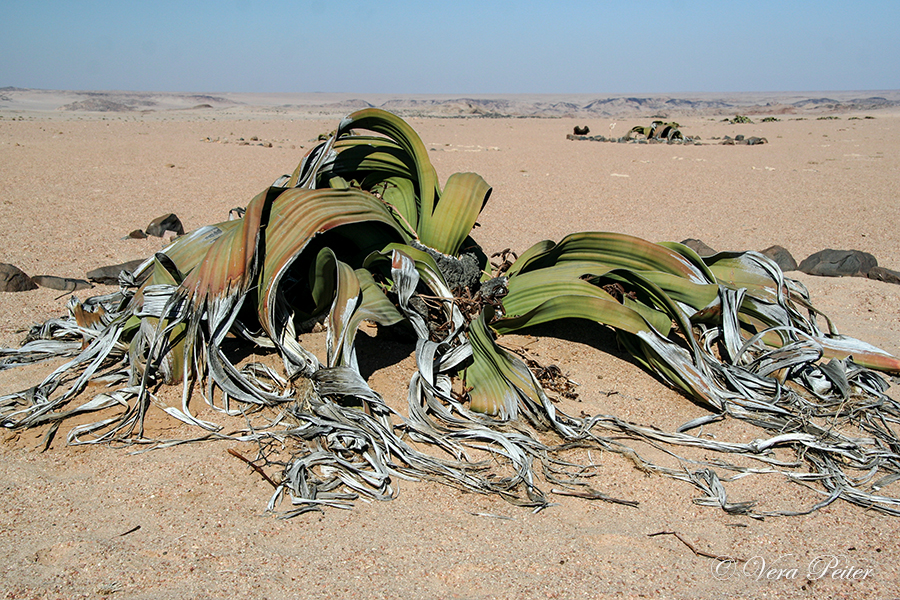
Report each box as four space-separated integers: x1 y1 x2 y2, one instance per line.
1 96 900 599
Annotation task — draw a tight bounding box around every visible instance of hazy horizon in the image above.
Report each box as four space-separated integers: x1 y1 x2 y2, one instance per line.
3 1 898 96
4 87 900 97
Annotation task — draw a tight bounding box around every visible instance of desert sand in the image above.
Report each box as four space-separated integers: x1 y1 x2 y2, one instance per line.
1 90 900 599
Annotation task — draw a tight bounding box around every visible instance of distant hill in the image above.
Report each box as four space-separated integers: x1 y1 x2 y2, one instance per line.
1 88 898 118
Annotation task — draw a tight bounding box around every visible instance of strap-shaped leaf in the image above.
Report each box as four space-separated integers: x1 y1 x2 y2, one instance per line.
507 232 710 283
500 263 672 335
466 306 554 420
338 108 439 219
310 249 360 367
178 186 283 308
321 138 420 231
307 249 403 370
494 295 657 337
419 172 491 256
364 242 446 294
256 187 410 341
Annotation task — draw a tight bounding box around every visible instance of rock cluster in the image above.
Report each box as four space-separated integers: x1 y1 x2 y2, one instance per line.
720 135 767 145
680 240 900 285
566 134 701 145
0 264 91 292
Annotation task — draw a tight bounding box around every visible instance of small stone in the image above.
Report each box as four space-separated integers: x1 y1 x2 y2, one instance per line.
0 263 38 292
867 266 900 285
680 239 716 256
146 213 184 237
798 249 878 278
760 245 798 271
86 259 146 285
31 275 93 291
127 229 148 239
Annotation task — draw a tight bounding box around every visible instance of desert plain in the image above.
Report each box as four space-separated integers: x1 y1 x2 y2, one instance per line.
1 89 900 599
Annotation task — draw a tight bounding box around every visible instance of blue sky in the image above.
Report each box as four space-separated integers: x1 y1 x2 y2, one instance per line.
2 0 897 94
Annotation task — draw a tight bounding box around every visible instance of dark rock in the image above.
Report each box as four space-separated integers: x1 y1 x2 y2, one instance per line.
760 245 798 271
31 275 93 291
87 259 146 285
867 266 900 285
0 263 38 292
127 229 148 239
573 125 590 135
746 136 768 145
798 249 877 277
680 238 717 256
146 213 184 237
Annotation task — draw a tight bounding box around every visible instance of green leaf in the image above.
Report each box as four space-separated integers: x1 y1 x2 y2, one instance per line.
465 306 549 419
507 232 711 282
499 262 670 335
256 187 411 340
308 249 404 369
364 242 448 292
338 108 439 221
494 295 657 337
702 251 784 303
418 172 491 256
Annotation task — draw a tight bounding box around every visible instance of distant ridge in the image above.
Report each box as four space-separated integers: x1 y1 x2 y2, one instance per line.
1 88 899 118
